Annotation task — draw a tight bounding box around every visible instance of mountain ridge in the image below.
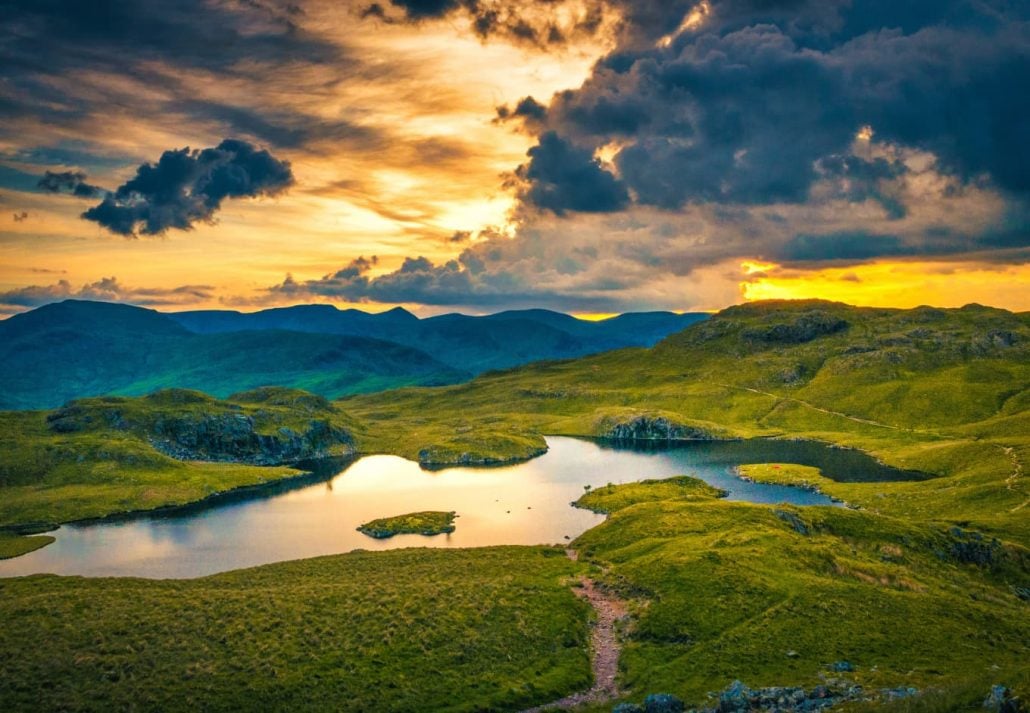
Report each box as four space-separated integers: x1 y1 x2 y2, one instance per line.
0 299 707 409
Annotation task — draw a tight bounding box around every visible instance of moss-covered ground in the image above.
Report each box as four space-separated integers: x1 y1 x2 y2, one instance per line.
0 387 355 537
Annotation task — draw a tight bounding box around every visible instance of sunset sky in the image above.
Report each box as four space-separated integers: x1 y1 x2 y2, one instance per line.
1 0 1028 318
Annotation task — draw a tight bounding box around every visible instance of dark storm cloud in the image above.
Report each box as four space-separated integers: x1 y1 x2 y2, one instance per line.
0 0 360 156
365 0 608 47
514 132 629 214
495 97 549 131
778 232 908 262
816 155 908 219
0 0 337 77
515 0 1030 232
37 171 105 199
82 140 294 236
386 0 463 18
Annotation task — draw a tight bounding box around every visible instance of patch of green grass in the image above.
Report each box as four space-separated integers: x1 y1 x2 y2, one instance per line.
0 547 590 712
0 534 54 559
358 511 457 538
575 476 726 514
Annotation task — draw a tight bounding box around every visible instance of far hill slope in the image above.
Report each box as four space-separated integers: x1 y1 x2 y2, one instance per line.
0 301 462 410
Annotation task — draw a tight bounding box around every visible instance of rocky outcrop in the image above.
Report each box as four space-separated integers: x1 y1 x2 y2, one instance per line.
46 402 131 433
149 415 352 465
742 312 849 345
984 685 1025 713
773 508 810 536
604 416 715 442
942 526 1003 568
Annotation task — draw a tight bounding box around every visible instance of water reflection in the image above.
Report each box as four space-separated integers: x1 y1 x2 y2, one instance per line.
0 436 911 580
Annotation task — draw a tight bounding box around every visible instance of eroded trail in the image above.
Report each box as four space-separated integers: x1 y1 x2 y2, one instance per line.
522 551 628 712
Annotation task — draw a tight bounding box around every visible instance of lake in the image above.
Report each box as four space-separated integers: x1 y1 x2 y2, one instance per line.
0 436 921 579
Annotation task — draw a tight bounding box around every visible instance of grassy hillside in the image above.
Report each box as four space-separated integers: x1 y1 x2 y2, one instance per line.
571 483 1029 709
0 387 355 528
0 547 590 712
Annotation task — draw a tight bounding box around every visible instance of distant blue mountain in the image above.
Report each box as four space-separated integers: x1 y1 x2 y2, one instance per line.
168 304 707 371
0 300 707 409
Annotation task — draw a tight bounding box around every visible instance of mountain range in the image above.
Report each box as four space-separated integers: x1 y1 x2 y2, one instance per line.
0 300 706 410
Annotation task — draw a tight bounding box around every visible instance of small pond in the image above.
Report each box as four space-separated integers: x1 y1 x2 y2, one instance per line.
0 436 922 579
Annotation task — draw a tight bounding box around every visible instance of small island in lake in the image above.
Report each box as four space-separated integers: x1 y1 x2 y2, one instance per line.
357 511 457 539
574 475 726 514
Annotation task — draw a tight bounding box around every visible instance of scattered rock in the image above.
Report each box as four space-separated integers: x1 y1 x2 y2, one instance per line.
687 679 906 712
944 526 1003 568
644 693 686 713
773 509 809 536
984 685 1025 713
831 661 855 672
881 687 919 702
777 364 807 385
613 705 644 713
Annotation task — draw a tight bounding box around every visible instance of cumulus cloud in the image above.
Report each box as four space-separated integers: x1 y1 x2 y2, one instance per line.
37 170 105 199
81 139 294 236
0 276 215 310
521 1 1030 219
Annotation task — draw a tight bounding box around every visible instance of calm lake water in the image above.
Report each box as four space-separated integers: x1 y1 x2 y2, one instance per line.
0 436 920 579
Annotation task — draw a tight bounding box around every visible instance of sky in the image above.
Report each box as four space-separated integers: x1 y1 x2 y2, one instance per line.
1 0 1028 318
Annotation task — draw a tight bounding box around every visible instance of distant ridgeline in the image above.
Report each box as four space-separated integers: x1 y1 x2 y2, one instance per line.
0 300 706 410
